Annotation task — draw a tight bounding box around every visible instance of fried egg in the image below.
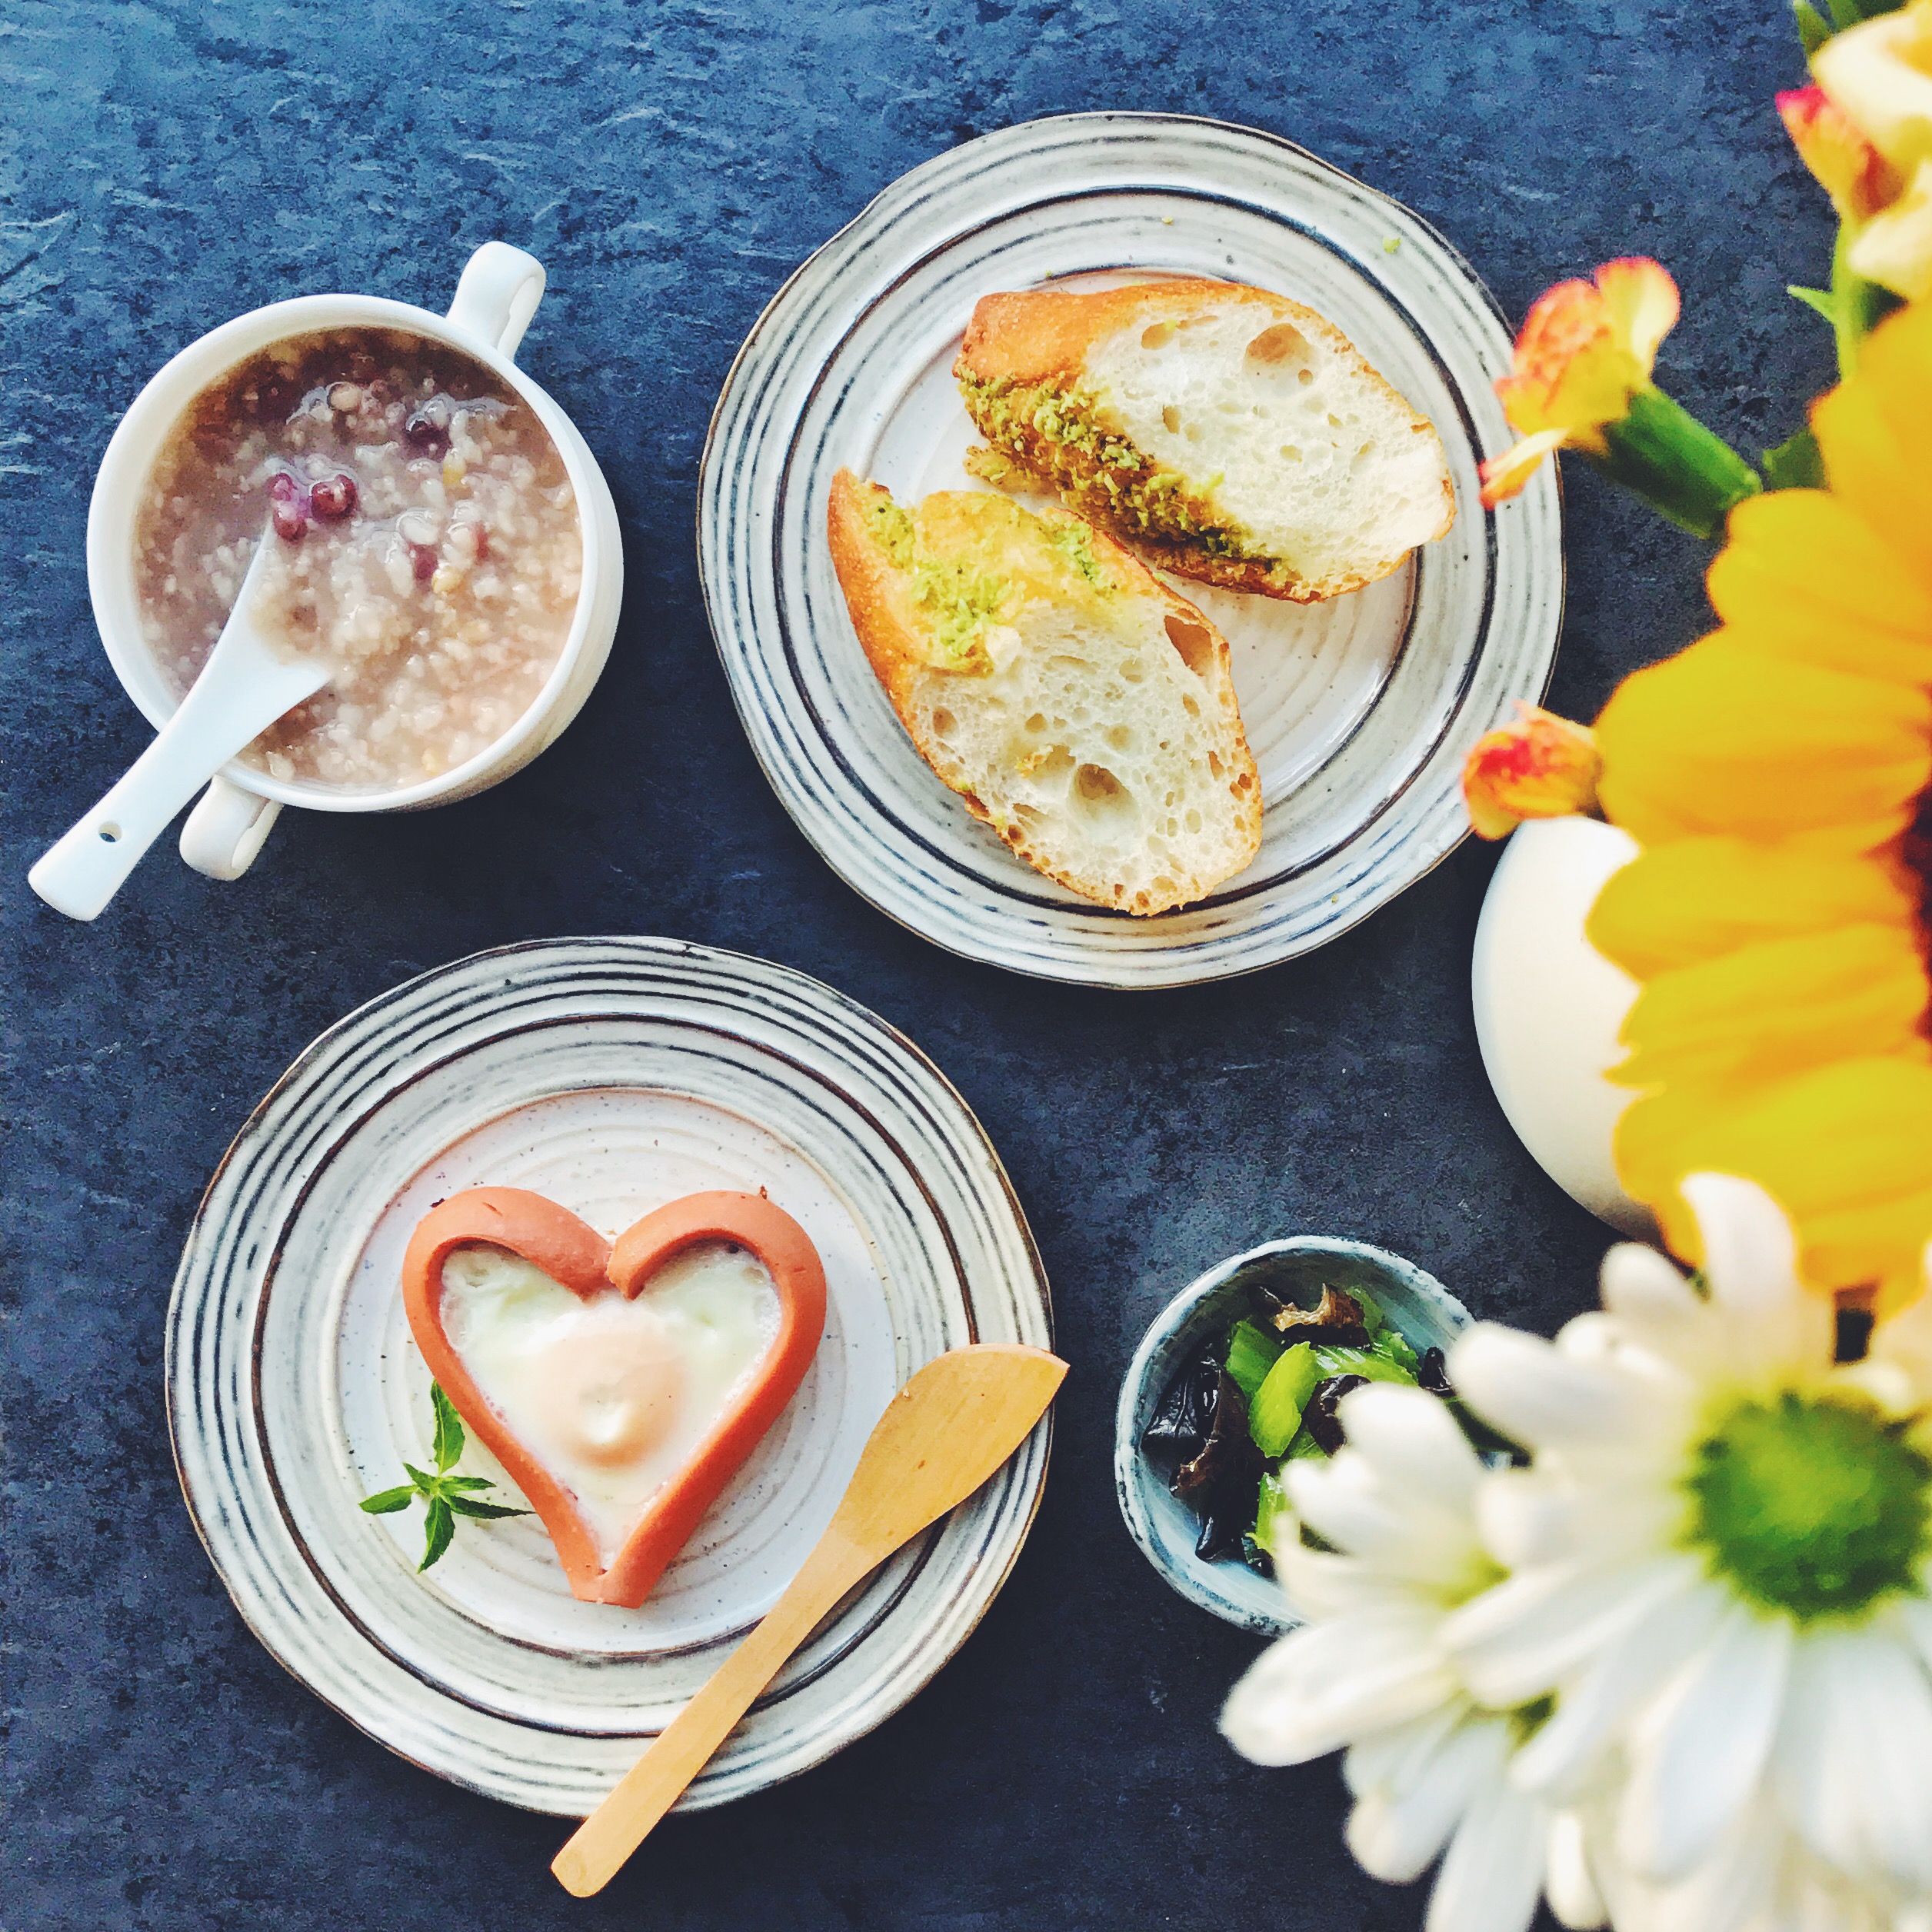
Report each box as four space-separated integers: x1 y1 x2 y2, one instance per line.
440 1238 781 1562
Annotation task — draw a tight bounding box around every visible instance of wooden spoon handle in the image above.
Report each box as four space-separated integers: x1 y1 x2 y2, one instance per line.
551 1535 864 1896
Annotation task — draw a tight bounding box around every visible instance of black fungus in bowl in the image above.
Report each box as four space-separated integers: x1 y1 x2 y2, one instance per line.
1301 1373 1371 1454
1144 1354 1264 1563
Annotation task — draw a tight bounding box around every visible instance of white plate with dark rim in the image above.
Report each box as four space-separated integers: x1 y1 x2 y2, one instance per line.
700 112 1563 988
165 938 1053 1816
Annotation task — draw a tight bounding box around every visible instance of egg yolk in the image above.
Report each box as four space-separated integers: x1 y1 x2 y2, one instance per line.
528 1321 686 1468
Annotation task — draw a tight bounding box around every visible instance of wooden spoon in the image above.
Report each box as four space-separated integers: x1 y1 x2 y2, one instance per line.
551 1342 1068 1897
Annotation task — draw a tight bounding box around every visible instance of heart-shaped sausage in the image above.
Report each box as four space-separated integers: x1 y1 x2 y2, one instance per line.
402 1187 827 1607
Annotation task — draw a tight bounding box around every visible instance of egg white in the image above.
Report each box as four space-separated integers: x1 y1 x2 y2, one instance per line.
440 1239 781 1563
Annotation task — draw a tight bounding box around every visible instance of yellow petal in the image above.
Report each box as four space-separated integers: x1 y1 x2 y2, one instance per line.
1612 922 1930 1090
1705 487 1932 685
1594 257 1681 372
1813 299 1932 588
1779 83 1904 221
1461 702 1601 838
1814 0 1932 178
1617 1055 1932 1294
1494 263 1675 438
1848 157 1932 301
1594 635 1932 848
1478 428 1570 508
1586 836 1920 978
1807 1185 1932 1315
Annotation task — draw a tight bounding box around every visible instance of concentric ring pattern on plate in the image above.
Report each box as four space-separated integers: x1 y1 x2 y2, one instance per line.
166 938 1053 1815
700 112 1563 988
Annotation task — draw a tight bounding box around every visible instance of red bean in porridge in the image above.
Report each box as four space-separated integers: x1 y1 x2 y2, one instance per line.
133 328 581 791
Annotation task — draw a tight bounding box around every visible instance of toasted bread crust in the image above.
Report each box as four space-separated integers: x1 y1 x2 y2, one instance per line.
954 279 1455 602
825 469 1261 914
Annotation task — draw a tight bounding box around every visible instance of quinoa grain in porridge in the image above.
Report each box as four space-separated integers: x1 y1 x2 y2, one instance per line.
134 328 581 791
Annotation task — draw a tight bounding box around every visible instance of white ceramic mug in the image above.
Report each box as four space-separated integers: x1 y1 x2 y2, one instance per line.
82 242 622 884
1470 814 1655 1237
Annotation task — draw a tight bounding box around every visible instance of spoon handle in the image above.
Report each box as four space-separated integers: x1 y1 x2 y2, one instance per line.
551 1533 867 1897
29 648 323 921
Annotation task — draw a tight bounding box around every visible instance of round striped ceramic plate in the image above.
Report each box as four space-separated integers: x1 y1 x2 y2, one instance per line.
166 938 1053 1815
700 112 1562 988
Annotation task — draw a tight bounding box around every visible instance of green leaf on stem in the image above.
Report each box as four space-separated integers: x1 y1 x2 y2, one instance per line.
420 1496 455 1571
358 1485 418 1515
1762 427 1827 491
1787 283 1837 324
1794 0 1834 52
447 1495 533 1521
431 1382 465 1472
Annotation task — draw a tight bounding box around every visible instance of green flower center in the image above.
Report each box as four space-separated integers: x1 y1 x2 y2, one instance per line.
1683 1390 1932 1624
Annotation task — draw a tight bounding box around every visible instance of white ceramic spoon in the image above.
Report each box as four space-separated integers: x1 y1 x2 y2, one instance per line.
29 534 327 921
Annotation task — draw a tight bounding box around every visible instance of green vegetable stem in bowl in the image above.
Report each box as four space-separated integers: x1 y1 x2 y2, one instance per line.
1141 1281 1464 1576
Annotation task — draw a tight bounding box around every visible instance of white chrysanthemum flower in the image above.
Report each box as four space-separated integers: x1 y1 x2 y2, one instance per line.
1221 1381 1606 1932
1444 1172 1932 1922
1594 1794 1927 1932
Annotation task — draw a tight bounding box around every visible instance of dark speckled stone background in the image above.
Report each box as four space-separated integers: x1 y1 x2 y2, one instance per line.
2 2 1833 1925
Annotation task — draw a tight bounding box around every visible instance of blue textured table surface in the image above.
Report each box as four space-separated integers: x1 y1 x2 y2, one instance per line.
2 4 1831 1926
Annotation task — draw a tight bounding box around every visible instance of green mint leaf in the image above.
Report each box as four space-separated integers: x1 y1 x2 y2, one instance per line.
431 1384 465 1472
359 1486 418 1515
402 1461 438 1494
438 1475 498 1492
419 1496 455 1571
1825 0 1867 28
446 1496 533 1521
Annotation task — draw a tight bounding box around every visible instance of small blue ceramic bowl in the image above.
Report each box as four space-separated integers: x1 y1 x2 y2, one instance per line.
1114 1237 1472 1632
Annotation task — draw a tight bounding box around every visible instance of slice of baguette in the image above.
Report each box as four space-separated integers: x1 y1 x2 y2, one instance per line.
827 471 1261 916
954 278 1454 602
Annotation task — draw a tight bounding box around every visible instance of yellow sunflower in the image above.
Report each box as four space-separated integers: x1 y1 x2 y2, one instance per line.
1586 295 1932 1313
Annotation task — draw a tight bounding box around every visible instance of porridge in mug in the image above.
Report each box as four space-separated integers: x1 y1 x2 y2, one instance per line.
133 328 581 790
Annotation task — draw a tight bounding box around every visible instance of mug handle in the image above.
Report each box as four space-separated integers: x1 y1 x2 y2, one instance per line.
445 242 547 363
179 775 282 882
176 242 548 883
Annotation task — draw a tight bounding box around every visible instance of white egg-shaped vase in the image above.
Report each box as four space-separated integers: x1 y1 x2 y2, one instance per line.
1471 815 1655 1237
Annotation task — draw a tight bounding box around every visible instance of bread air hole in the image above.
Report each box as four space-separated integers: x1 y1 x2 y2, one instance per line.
930 707 957 740
1072 762 1138 834
1024 712 1047 734
1142 321 1178 351
1163 614 1214 678
1105 724 1135 753
1246 321 1310 368
1162 405 1183 435
1120 658 1147 684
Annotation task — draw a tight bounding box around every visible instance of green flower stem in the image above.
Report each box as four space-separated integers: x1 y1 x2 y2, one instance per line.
1830 225 1895 378
1594 386 1763 540
1790 227 1899 380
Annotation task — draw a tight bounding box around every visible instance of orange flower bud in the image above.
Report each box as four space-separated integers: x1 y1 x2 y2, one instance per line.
1481 259 1681 507
1778 84 1902 222
1462 702 1604 840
